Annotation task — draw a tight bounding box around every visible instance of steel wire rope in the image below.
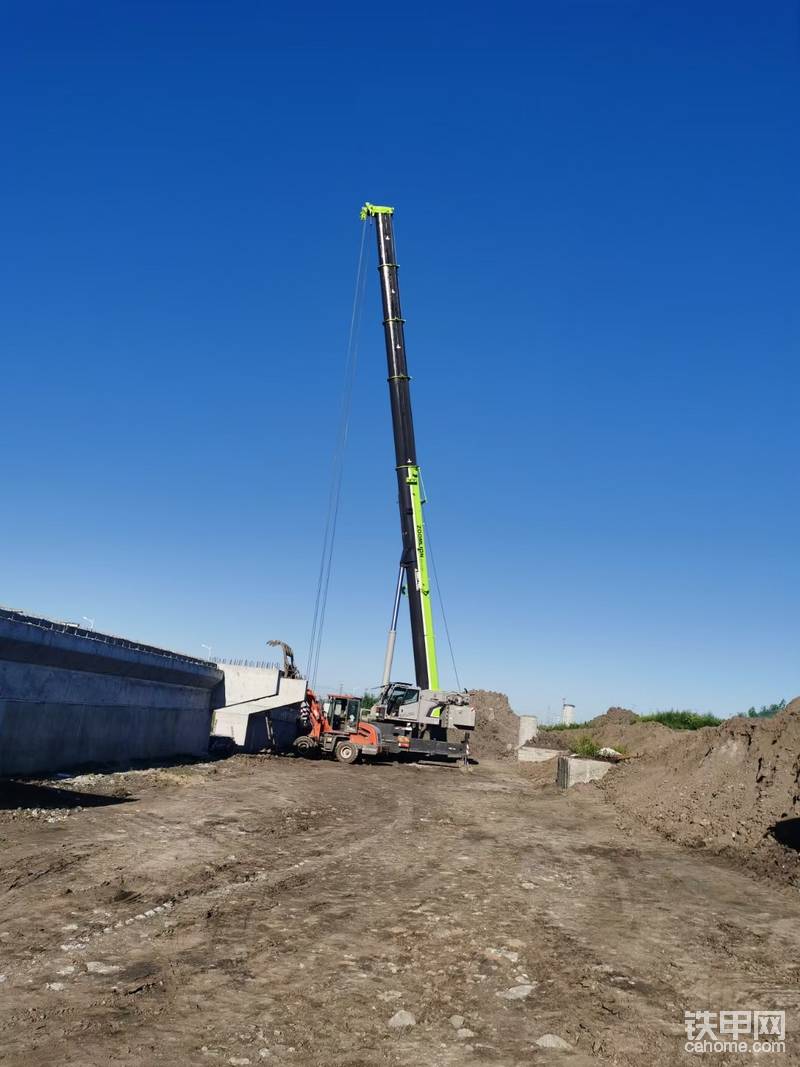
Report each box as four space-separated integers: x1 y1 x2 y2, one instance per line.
419 478 464 692
306 219 370 688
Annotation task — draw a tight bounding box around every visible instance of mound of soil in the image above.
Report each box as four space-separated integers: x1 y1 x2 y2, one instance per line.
534 730 574 752
540 711 675 758
468 690 520 759
590 721 674 756
590 707 638 726
603 698 800 881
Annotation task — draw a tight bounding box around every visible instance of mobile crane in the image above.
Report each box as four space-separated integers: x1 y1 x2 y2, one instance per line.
292 205 475 764
359 203 474 758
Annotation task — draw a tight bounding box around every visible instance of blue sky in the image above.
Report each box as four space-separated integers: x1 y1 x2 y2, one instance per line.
2 2 797 720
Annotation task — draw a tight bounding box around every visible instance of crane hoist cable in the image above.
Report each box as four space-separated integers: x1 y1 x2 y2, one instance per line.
306 219 369 688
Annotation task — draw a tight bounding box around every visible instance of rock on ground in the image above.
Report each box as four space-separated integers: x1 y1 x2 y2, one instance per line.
498 984 536 1000
387 1010 416 1029
536 1033 571 1049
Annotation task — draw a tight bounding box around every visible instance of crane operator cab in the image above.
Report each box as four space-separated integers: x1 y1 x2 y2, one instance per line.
373 682 476 743
380 683 421 718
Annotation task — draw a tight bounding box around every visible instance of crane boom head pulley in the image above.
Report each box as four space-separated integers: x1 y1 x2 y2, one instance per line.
360 203 395 220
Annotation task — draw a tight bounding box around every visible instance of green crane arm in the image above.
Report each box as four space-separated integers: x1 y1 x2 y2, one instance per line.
362 202 439 691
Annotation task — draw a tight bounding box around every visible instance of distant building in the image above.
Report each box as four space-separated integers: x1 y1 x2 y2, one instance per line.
561 702 575 726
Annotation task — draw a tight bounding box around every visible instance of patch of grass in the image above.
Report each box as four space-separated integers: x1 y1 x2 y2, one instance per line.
541 709 723 733
638 710 721 730
568 736 601 757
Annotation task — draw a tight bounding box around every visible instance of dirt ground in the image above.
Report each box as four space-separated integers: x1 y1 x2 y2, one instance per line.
1 756 799 1066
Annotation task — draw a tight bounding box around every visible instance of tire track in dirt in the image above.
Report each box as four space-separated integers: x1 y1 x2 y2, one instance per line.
4 760 800 1066
0 783 406 1030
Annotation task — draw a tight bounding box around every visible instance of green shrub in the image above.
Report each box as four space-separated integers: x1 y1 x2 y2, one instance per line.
638 710 721 730
569 736 601 757
539 722 590 732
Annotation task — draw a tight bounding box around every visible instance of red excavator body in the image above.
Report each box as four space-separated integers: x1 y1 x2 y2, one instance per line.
294 688 381 764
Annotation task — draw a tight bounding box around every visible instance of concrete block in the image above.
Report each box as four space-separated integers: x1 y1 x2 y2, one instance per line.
557 755 613 788
212 673 307 752
216 664 281 707
0 606 222 776
517 746 561 763
517 715 538 747
0 699 213 775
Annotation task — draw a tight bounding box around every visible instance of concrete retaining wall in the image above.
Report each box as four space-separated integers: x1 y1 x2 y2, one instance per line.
212 670 307 752
216 664 282 707
517 746 561 763
0 660 211 710
0 607 223 776
556 755 613 788
0 700 212 773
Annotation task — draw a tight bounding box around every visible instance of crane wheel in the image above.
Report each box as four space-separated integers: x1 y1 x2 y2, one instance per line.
334 741 359 765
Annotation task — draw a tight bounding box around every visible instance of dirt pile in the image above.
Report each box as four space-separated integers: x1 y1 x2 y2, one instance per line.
585 721 675 757
540 708 675 758
603 698 800 880
590 707 637 726
468 690 520 758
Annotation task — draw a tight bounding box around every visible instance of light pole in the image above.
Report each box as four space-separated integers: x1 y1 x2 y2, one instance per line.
201 643 213 661
82 616 95 631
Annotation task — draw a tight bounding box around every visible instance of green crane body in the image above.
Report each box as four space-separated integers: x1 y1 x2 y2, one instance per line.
361 203 439 691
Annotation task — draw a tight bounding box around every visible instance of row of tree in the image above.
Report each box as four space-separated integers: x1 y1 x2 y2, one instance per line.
746 699 786 719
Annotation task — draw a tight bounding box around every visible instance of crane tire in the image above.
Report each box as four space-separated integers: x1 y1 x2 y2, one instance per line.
334 741 359 765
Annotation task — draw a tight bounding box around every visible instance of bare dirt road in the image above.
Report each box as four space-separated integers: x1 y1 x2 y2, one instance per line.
0 756 798 1066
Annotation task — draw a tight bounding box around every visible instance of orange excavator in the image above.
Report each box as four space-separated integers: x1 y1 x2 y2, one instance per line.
266 641 379 764
265 638 472 765
292 688 380 764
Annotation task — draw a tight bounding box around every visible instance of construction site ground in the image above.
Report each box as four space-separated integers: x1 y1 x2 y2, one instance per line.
1 755 798 1067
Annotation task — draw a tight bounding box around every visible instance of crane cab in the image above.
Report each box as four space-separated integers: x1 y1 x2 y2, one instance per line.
373 683 420 720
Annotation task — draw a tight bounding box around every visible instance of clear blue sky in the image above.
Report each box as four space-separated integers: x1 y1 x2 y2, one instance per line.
2 3 797 720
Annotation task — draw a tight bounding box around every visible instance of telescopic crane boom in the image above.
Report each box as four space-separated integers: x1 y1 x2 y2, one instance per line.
282 204 475 766
361 203 438 691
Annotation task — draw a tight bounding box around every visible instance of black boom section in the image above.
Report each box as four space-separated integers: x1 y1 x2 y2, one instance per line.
371 209 430 690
